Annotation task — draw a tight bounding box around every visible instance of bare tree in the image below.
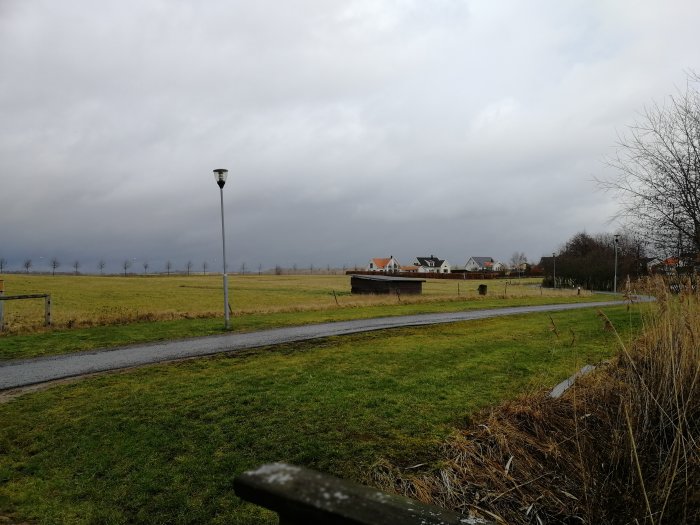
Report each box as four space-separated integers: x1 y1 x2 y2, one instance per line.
73 260 80 275
165 260 172 276
274 265 283 275
143 261 149 275
602 72 700 254
50 257 60 276
23 259 32 273
240 262 246 275
97 259 106 275
0 257 7 273
122 259 132 276
186 260 193 276
509 252 527 277
202 261 208 275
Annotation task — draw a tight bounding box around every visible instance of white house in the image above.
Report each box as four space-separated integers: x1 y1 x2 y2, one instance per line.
414 255 451 273
492 261 506 271
367 256 401 273
464 256 495 271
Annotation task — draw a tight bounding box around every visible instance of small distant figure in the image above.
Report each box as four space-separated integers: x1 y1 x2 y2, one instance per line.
577 286 581 296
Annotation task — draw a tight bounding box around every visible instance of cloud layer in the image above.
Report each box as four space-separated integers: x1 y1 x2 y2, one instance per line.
1 0 698 272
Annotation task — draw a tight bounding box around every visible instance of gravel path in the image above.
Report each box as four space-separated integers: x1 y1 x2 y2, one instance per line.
0 301 629 390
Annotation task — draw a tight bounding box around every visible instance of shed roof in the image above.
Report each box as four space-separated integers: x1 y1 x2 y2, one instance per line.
351 275 425 283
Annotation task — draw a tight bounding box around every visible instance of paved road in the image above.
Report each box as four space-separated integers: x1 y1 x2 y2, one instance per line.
0 300 630 390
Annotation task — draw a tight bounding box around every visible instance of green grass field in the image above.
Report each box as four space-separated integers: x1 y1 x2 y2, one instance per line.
0 274 612 361
0 274 591 329
0 305 645 524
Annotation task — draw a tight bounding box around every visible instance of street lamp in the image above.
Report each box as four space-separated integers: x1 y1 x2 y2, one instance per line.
552 252 556 289
614 234 620 294
213 169 230 329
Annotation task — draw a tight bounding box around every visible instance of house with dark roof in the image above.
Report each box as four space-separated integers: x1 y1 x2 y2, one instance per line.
414 255 451 273
465 256 495 271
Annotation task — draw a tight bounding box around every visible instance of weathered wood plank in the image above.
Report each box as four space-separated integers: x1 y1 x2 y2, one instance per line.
549 364 596 398
0 294 50 300
234 462 492 525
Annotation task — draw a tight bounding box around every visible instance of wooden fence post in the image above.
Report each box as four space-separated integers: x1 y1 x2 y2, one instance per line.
44 294 51 327
0 279 4 331
0 292 52 330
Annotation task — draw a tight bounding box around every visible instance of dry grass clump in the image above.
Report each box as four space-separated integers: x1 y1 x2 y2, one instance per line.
374 276 699 524
0 309 220 334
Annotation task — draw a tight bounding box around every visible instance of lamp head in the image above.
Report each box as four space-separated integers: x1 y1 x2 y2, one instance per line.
213 169 228 189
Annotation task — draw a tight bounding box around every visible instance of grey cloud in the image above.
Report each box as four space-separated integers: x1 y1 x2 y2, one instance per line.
1 0 698 272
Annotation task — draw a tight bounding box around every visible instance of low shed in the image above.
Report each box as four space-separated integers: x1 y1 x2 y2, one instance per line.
350 274 425 295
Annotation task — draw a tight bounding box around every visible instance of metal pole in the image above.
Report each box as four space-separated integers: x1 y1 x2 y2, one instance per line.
220 186 230 329
614 240 618 294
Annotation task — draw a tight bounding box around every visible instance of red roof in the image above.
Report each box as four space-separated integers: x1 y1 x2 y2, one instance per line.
662 257 679 266
371 258 393 269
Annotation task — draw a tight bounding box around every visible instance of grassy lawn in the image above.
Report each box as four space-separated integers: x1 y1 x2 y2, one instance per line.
0 274 615 361
0 305 644 524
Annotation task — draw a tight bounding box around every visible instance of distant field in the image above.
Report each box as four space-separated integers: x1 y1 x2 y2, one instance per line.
0 273 623 361
0 274 587 333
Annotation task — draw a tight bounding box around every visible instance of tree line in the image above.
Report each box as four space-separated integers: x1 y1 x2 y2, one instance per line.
540 232 648 290
0 258 207 276
0 257 359 276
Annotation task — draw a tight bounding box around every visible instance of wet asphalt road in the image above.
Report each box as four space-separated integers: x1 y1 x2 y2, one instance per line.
0 301 628 390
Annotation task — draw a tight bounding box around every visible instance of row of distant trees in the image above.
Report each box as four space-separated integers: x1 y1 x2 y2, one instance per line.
0 257 201 276
0 257 361 276
540 231 648 290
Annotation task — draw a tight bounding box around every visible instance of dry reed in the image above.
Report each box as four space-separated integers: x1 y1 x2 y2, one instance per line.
373 276 699 524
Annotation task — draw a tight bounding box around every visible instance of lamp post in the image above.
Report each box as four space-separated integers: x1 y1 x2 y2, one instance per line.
552 252 556 289
213 169 230 329
614 234 619 294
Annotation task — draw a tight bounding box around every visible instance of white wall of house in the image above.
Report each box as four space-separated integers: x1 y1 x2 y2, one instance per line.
385 257 399 272
464 257 481 271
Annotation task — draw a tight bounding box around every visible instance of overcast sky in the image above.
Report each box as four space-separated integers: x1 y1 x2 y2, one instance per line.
1 0 698 273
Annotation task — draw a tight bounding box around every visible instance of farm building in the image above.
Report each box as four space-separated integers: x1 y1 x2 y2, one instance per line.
350 275 425 295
